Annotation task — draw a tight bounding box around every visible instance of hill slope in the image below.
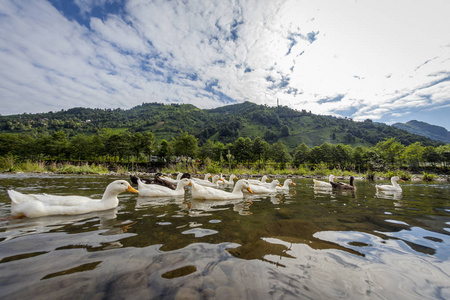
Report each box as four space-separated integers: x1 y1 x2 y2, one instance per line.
0 102 442 149
393 120 450 144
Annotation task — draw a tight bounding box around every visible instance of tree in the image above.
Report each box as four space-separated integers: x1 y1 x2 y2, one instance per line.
212 141 225 162
46 131 69 160
232 137 253 165
363 147 384 171
375 138 404 169
104 133 129 162
280 125 290 137
142 132 155 161
130 132 144 160
264 129 277 142
252 137 270 168
422 146 440 167
319 143 333 167
198 140 215 161
403 142 424 169
157 139 173 162
69 134 94 161
292 143 310 168
270 141 291 169
352 146 366 172
173 132 198 158
436 144 450 168
308 146 322 165
331 144 352 169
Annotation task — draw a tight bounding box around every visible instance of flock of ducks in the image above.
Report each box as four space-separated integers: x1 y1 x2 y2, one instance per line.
313 174 404 193
7 173 405 218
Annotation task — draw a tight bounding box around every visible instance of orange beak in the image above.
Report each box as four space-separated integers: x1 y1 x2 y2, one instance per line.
247 187 254 194
291 182 296 185
127 186 139 194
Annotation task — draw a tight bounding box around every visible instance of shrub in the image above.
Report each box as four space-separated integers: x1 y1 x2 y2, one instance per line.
422 172 435 182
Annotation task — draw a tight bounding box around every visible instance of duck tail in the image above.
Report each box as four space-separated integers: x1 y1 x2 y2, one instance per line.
130 175 139 185
7 190 21 205
181 173 191 179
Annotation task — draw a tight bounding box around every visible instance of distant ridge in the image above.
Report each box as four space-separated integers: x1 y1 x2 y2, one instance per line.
0 102 443 149
393 120 450 144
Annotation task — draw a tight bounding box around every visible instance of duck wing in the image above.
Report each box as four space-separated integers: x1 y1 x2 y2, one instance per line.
154 177 176 190
8 190 93 206
330 181 344 189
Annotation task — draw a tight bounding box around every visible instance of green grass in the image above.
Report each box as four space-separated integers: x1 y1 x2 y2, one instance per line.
0 155 445 181
0 157 109 174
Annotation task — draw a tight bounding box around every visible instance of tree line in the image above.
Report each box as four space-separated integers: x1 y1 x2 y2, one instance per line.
1 130 449 173
1 102 443 152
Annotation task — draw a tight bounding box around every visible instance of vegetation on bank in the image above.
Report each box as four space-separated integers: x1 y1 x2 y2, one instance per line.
1 102 449 181
0 159 445 182
0 129 449 173
0 150 448 182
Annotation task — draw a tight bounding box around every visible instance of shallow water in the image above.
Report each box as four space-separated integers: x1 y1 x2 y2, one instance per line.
0 174 449 299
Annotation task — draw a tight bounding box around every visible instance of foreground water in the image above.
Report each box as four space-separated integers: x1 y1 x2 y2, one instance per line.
0 174 449 299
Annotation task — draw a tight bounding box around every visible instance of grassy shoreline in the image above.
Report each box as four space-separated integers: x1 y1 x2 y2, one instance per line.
1 161 448 182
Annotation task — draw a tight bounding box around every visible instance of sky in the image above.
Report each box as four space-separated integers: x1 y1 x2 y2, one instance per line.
1 0 449 130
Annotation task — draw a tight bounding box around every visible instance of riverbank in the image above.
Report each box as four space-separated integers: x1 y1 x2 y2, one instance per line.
3 169 448 182
1 160 448 181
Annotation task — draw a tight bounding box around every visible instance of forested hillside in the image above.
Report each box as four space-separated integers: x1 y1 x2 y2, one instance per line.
0 102 441 149
393 120 450 144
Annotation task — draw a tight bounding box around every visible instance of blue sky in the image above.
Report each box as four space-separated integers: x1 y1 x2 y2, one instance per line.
1 0 449 130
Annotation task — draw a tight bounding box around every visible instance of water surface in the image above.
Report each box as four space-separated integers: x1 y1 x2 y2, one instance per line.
0 174 449 299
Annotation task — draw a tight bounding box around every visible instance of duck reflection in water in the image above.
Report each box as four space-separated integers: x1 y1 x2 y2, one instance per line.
314 186 334 197
3 208 135 242
135 195 185 209
188 199 253 216
375 191 403 201
269 194 284 205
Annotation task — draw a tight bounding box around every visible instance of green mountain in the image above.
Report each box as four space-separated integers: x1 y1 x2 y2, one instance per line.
393 120 450 144
0 102 442 149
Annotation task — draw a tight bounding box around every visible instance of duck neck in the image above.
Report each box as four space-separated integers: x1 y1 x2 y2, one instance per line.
232 183 244 194
391 178 400 188
349 177 354 186
176 182 187 191
101 188 119 205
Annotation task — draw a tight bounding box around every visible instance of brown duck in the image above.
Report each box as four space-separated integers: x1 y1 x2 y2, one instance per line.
330 176 356 190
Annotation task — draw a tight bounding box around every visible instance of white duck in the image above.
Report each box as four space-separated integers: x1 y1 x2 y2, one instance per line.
375 176 404 193
161 172 191 184
193 174 224 187
7 180 138 218
248 175 268 185
313 174 336 188
276 179 296 191
218 174 238 186
191 179 253 200
161 173 183 184
137 178 191 197
249 180 282 194
191 173 212 185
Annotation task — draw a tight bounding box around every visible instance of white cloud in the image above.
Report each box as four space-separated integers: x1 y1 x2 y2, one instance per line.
0 0 449 128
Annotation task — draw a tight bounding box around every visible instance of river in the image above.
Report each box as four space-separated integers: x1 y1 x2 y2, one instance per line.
0 173 449 299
